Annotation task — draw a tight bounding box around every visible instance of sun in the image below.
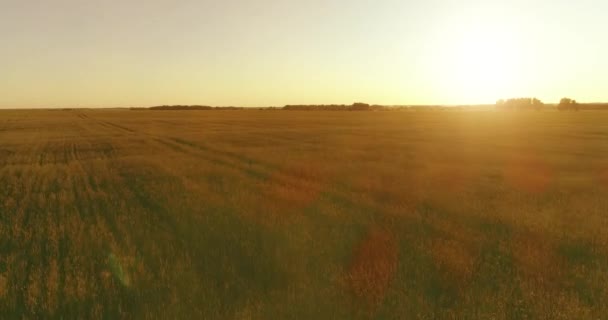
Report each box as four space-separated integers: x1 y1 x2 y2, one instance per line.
453 30 519 100
429 22 524 104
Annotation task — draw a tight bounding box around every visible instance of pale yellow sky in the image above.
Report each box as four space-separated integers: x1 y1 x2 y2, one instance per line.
1 0 606 108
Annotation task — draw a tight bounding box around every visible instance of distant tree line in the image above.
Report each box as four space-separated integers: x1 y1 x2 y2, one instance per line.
282 103 384 111
133 104 457 111
130 99 607 112
496 98 544 110
148 105 245 110
147 104 381 111
494 97 593 111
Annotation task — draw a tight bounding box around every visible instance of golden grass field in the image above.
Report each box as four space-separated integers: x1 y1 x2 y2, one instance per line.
1 109 608 318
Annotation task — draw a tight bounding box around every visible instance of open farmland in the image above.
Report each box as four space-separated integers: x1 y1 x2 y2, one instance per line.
1 109 608 318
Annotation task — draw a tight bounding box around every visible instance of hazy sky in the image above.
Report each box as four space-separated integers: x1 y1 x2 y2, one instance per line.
1 0 606 108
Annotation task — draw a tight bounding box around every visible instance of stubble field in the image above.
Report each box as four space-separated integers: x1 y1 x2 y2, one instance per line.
1 109 608 319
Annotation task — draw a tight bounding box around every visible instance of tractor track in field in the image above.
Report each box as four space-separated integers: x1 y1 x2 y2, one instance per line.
13 160 47 315
78 111 277 182
1 112 135 316
69 112 133 248
54 112 383 268
75 111 386 219
71 112 195 282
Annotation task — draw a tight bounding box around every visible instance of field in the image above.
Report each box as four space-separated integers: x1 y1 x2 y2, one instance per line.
1 109 608 319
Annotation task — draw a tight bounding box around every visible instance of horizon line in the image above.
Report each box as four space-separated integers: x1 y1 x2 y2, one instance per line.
3 101 608 110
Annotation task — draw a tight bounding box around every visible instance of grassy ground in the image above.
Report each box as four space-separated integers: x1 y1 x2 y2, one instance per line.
1 109 608 318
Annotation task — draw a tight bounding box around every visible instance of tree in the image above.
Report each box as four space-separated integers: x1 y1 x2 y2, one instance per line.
558 98 579 111
496 98 544 110
531 98 544 110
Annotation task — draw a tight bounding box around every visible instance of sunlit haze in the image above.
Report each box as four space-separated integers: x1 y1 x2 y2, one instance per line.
1 0 606 108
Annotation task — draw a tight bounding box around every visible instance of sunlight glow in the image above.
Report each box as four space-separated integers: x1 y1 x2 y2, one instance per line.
429 20 526 104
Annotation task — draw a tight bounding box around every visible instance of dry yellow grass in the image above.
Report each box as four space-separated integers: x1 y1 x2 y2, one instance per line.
345 227 398 308
1 109 608 318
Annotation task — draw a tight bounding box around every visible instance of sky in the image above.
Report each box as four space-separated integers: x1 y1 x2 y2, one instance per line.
1 0 606 108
